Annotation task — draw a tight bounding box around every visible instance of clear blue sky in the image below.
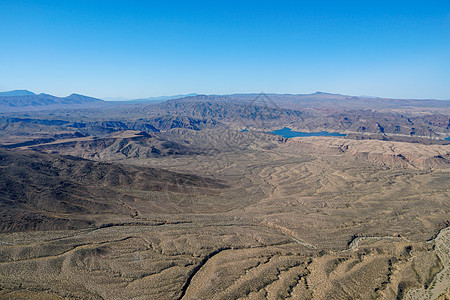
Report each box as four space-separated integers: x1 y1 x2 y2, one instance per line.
1 0 449 99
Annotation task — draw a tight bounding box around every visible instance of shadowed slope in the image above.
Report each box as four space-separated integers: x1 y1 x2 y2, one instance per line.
0 149 226 232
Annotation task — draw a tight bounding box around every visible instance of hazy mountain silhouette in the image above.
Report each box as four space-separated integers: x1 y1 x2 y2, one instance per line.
0 93 104 112
0 90 36 96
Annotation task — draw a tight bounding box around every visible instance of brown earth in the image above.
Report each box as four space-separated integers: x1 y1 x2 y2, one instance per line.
0 130 448 299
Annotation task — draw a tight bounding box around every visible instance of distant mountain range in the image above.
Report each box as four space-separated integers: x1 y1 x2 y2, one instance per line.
0 92 104 112
0 90 36 96
0 90 448 142
221 92 450 110
0 89 448 114
103 93 199 103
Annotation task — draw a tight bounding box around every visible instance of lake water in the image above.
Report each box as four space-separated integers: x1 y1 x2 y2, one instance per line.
270 127 346 138
445 137 450 141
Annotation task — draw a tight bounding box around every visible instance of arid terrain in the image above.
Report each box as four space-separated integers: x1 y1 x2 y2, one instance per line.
0 92 449 299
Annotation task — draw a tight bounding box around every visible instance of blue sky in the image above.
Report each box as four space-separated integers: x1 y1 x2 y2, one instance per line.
1 0 449 99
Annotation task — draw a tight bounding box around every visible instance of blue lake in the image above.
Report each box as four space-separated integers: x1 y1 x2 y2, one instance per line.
270 127 346 138
445 137 450 141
